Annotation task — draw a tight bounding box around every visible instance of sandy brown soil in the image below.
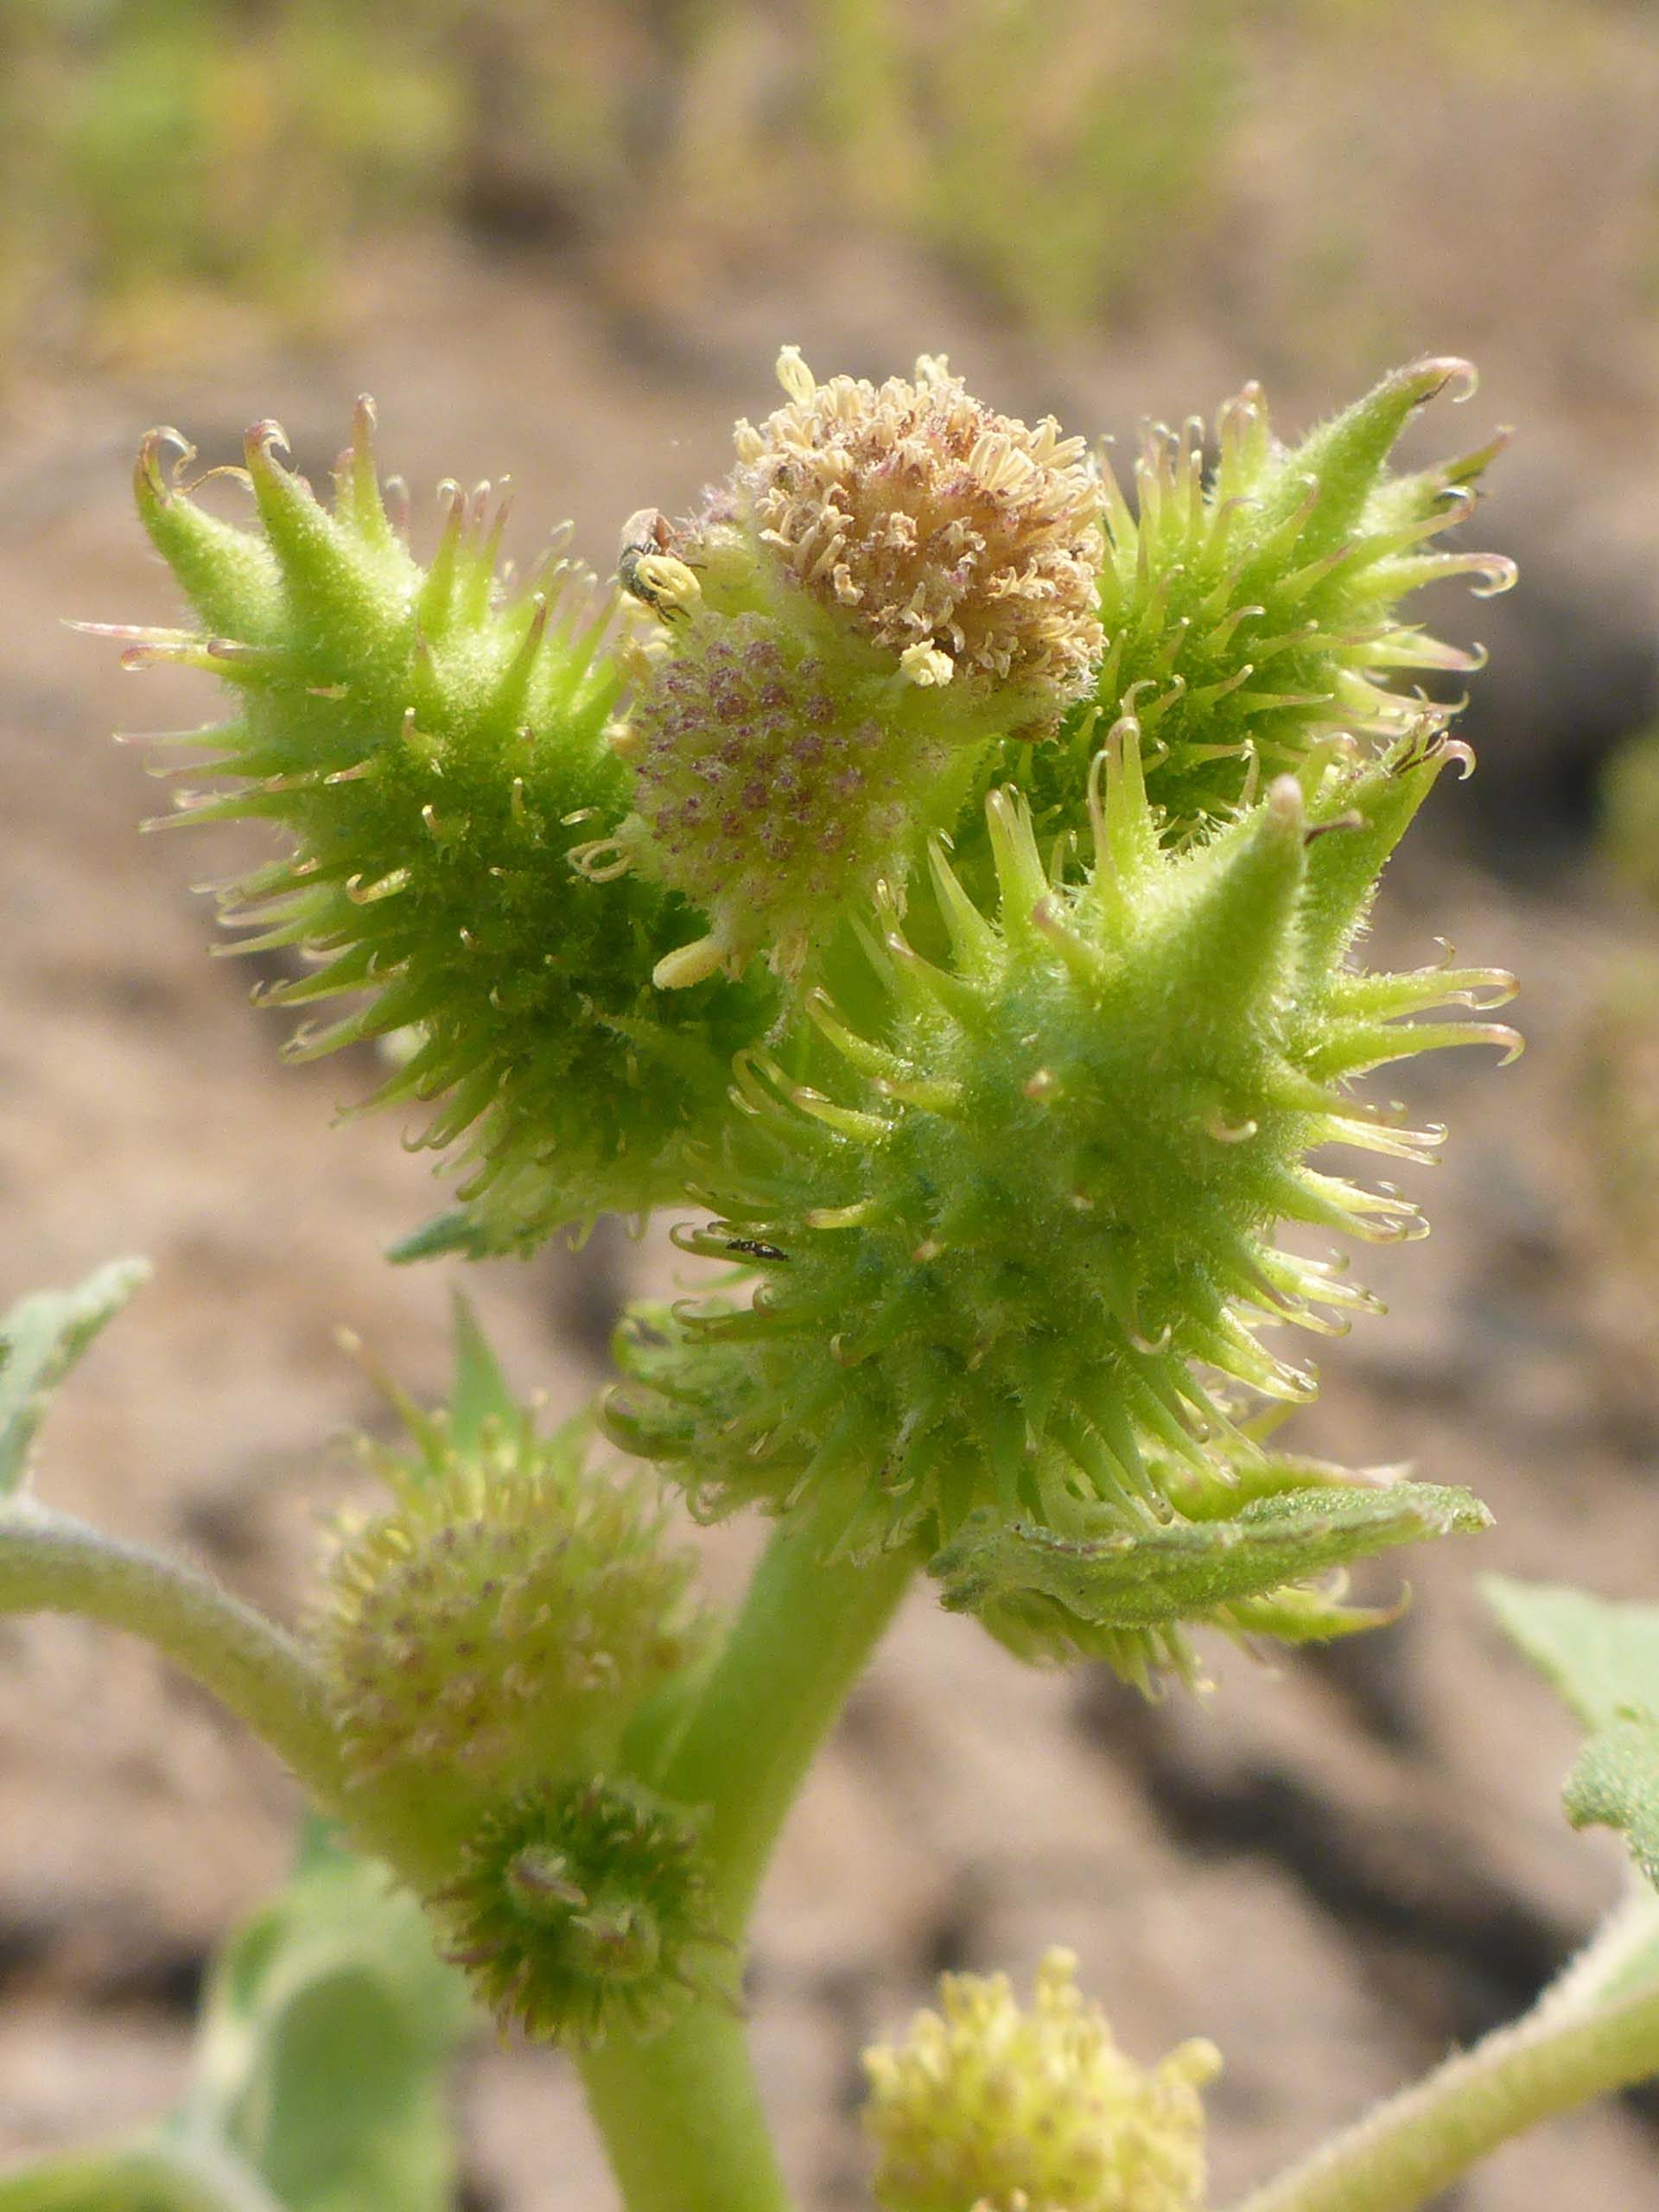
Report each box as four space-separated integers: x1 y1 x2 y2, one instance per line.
3 232 1659 2209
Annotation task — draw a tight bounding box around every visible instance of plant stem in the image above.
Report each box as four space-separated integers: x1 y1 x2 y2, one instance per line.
578 1516 918 2212
661 1516 919 1928
0 1498 342 1808
1230 1976 1659 2212
579 2005 795 2212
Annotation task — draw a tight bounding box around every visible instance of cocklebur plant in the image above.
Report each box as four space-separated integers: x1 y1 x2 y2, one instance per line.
7 350 1659 2212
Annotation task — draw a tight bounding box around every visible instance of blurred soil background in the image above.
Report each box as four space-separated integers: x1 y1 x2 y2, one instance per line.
6 2 1659 2205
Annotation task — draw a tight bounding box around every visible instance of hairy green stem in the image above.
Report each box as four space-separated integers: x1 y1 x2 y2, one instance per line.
0 1499 342 1808
579 1516 918 2212
660 1517 919 1927
1231 1974 1659 2212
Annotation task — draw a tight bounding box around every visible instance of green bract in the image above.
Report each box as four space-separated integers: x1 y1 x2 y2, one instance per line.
940 1471 1489 1683
115 405 775 1251
605 721 1514 1668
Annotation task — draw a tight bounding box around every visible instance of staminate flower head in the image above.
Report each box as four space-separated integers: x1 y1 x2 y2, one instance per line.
316 1387 714 1856
597 349 1105 988
605 723 1510 1678
431 1774 722 2048
721 346 1104 707
862 1948 1219 2212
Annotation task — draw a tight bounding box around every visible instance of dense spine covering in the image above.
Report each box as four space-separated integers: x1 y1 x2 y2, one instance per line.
606 721 1513 1671
113 406 775 1251
430 1774 721 2048
1016 358 1513 845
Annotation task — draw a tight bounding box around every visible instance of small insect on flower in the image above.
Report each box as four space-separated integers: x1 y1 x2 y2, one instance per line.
617 508 701 622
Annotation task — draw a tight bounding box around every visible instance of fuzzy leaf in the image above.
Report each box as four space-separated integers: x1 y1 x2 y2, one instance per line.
1564 1720 1659 1891
191 1821 472 2212
0 1826 469 2211
1484 1577 1659 1728
0 1260 149 1497
1486 1577 1659 1894
933 1482 1490 1629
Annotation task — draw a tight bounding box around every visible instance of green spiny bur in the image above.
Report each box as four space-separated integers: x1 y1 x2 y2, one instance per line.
605 721 1514 1673
315 1334 715 1866
119 404 776 1249
1020 358 1513 839
430 1773 722 2048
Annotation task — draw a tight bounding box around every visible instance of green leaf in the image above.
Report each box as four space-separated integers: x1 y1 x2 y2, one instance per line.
933 1481 1491 1629
1486 1577 1659 1897
447 1290 518 1452
385 1210 484 1266
0 1260 150 1497
188 1834 474 2212
1565 1720 1659 1891
1484 1577 1659 1730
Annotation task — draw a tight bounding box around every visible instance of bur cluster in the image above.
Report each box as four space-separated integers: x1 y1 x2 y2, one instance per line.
307 1324 722 2050
111 350 1516 1685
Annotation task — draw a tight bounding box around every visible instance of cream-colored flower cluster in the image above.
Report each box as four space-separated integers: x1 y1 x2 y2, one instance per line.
726 346 1104 708
863 1948 1219 2212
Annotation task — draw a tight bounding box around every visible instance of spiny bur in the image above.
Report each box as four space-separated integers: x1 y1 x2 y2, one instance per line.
431 1773 723 2048
606 721 1513 1676
594 347 1104 987
103 404 775 1254
316 1382 714 1865
862 1948 1219 2212
1020 357 1514 845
